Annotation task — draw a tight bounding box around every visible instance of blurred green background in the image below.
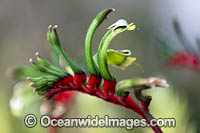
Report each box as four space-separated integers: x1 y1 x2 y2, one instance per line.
0 0 200 132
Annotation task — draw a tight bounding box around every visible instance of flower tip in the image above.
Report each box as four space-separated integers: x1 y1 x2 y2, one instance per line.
107 19 128 30
29 82 35 87
109 8 115 12
48 25 52 30
53 25 58 30
118 49 132 55
127 23 136 31
35 51 39 56
148 77 156 84
26 77 31 80
147 77 169 88
160 80 169 88
29 58 33 63
33 88 37 92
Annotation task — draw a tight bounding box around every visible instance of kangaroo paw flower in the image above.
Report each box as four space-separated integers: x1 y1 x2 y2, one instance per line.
9 9 168 133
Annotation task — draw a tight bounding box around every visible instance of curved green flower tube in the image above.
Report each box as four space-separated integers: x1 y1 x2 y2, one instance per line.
35 52 66 74
116 77 169 97
47 25 85 74
96 19 136 80
30 60 65 77
116 78 146 97
85 8 115 76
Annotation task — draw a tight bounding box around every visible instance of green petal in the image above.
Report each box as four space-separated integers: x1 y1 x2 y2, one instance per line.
107 49 136 70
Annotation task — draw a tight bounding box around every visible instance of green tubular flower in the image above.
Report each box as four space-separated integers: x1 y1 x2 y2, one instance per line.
47 25 85 74
28 57 67 95
85 8 115 76
116 77 169 98
36 89 48 96
29 58 65 77
27 75 58 82
37 82 54 90
50 48 61 68
35 51 66 74
30 79 51 88
97 19 136 80
116 78 147 97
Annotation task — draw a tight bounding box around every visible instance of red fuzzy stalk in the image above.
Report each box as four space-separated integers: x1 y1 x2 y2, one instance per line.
54 91 77 105
73 73 87 86
43 74 163 133
88 74 102 89
45 76 74 100
103 80 116 95
141 100 151 112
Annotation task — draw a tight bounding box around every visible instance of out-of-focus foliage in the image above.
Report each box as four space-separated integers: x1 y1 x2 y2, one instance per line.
9 81 39 117
149 86 197 133
157 19 200 72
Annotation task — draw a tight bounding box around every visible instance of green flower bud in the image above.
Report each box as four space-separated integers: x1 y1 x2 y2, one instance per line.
47 25 85 74
35 51 66 74
27 75 58 82
29 58 65 77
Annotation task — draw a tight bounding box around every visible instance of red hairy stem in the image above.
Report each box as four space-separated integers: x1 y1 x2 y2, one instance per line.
141 101 151 112
45 75 163 133
54 91 77 105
